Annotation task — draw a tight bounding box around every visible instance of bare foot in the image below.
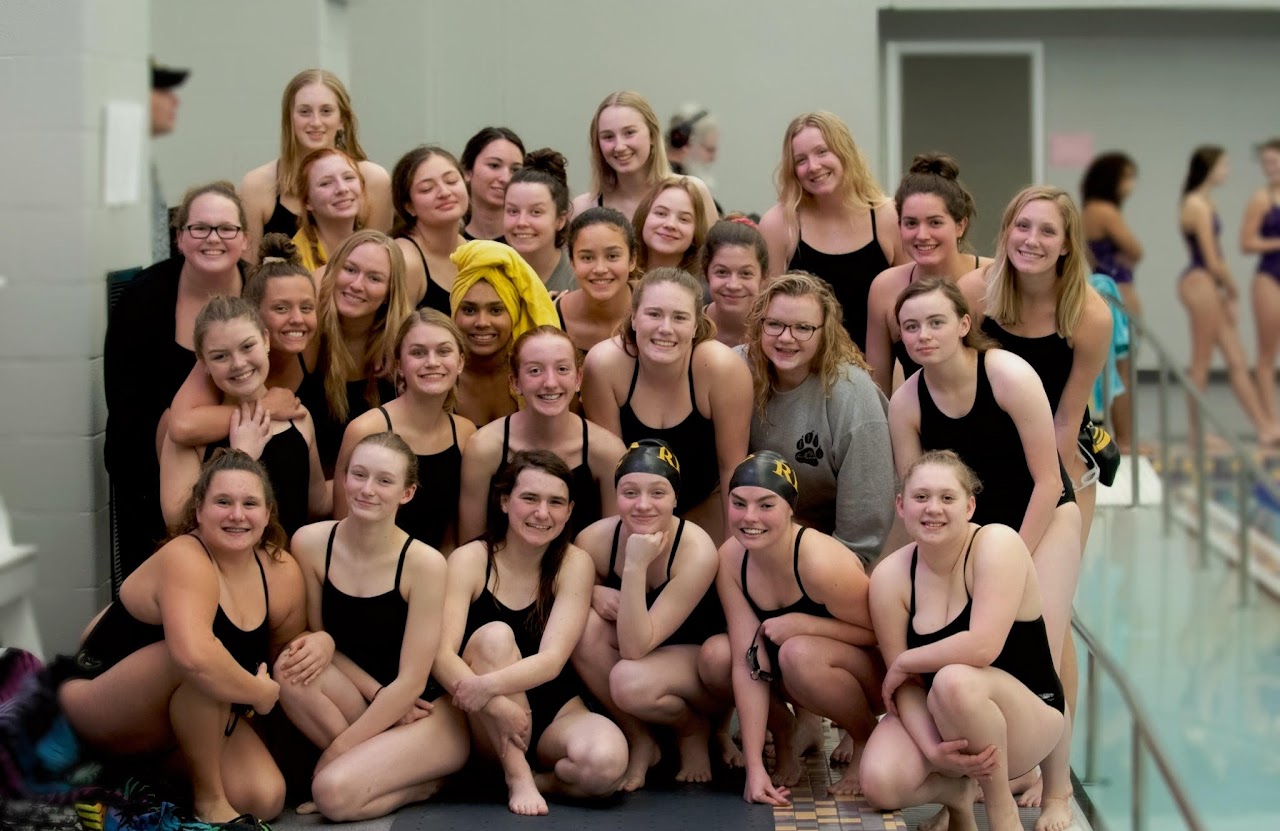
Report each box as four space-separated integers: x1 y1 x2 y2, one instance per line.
986 799 1023 831
507 772 549 816
1016 768 1044 808
294 801 319 815
770 741 804 788
827 765 860 795
194 798 241 824
675 725 713 783
919 806 951 831
792 712 824 758
830 729 854 765
716 728 744 768
1035 795 1073 831
619 732 661 792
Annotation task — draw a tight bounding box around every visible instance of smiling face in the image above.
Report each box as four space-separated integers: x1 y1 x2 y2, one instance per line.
199 317 270 401
407 154 469 229
344 442 415 520
1005 199 1066 277
900 193 965 268
334 242 391 321
761 293 823 382
791 126 843 198
631 280 698 366
642 187 696 263
454 280 513 359
291 83 343 152
501 467 573 548
177 193 248 272
258 275 317 354
897 461 976 544
597 105 652 177
897 289 969 367
728 485 792 550
504 181 564 259
196 469 270 551
616 471 676 535
571 222 634 302
466 138 523 212
511 333 579 417
304 153 363 224
398 320 463 398
707 244 763 314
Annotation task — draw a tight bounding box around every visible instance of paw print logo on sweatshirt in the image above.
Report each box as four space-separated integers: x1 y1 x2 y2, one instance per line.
795 432 824 467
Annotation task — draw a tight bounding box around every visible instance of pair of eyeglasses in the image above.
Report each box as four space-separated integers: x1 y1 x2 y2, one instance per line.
762 319 819 341
183 223 243 240
745 622 775 682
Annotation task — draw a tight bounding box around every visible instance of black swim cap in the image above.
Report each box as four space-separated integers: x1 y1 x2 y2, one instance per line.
729 451 799 507
614 439 681 494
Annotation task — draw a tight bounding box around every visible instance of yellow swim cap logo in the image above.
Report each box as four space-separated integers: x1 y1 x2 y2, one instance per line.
773 459 798 489
657 445 680 472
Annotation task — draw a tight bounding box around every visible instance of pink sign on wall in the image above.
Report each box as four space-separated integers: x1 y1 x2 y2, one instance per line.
1049 132 1095 168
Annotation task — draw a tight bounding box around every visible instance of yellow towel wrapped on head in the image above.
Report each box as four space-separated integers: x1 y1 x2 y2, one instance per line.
449 240 561 345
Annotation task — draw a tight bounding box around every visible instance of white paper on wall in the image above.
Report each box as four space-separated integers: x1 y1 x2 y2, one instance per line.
102 100 146 206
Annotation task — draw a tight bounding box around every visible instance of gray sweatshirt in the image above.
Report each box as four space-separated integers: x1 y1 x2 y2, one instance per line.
736 349 896 563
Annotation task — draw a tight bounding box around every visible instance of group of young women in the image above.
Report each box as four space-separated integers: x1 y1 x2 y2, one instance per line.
93 66 1280 831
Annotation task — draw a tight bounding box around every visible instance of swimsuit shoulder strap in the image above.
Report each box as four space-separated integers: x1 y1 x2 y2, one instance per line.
607 519 624 579
447 413 458 445
500 415 513 464
394 535 412 592
378 405 393 431
665 517 687 581
792 526 812 599
623 358 641 406
324 522 338 579
908 545 919 618
869 205 879 240
580 415 590 466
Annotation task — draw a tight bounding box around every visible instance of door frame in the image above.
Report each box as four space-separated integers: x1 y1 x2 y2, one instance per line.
884 40 1045 185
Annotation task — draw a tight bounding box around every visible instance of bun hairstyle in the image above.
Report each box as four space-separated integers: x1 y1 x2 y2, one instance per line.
509 148 571 249
893 153 976 242
244 233 314 308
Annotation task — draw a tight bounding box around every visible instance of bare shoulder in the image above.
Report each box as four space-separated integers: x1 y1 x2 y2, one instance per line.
694 338 746 373
887 371 921 415
586 419 627 460
463 417 504 458
357 159 391 185
453 414 479 448
868 544 911 601
970 524 1027 572
869 263 911 301
559 543 597 582
571 192 598 218
239 162 278 202
956 267 989 311
873 199 899 226
984 347 1037 385
448 540 489 580
757 203 788 237
289 520 339 566
574 518 617 571
405 538 447 579
583 336 629 374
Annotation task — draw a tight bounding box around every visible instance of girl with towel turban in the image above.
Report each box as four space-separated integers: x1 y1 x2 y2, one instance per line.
450 239 561 426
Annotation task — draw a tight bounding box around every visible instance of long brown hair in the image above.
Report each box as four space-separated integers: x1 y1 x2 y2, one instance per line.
481 450 576 627
633 177 708 273
894 276 997 352
165 449 288 558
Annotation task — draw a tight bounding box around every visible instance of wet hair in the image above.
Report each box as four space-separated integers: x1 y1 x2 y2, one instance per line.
393 308 466 412
461 127 526 175
568 206 636 258
481 450 576 627
894 276 996 352
901 449 983 499
244 234 314 309
620 267 716 357
633 177 708 273
193 295 267 360
744 272 866 418
510 325 582 379
277 70 368 199
508 149 571 249
317 230 413 421
894 153 977 244
776 112 888 234
1183 145 1225 195
1080 152 1137 206
296 148 366 266
350 431 420 493
985 186 1090 338
174 180 248 233
588 91 672 196
166 449 288 558
698 217 769 279
390 145 466 238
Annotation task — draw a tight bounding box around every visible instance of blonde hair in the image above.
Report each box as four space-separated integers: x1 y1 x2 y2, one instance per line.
744 272 868 417
588 91 671 197
776 112 887 235
984 185 1089 338
317 230 412 421
633 177 708 273
276 69 368 199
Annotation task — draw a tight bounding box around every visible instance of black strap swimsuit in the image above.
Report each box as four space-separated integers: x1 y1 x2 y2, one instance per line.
787 208 890 353
980 318 1091 434
379 407 462 549
500 415 601 532
204 421 310 536
740 528 830 675
603 519 725 648
263 196 299 238
321 523 444 700
404 236 452 314
891 258 979 380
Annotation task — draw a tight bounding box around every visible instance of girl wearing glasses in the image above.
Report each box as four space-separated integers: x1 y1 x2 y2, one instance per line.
702 452 882 805
105 181 250 578
889 277 1081 822
240 69 391 262
859 451 1064 831
581 267 752 544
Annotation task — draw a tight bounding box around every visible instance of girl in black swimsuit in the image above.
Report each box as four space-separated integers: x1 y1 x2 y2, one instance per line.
461 126 525 242
60 450 302 824
866 153 989 395
335 309 476 552
435 451 628 816
556 207 636 356
458 326 625 543
278 433 463 821
571 440 726 791
390 145 469 313
160 297 329 536
700 452 882 805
